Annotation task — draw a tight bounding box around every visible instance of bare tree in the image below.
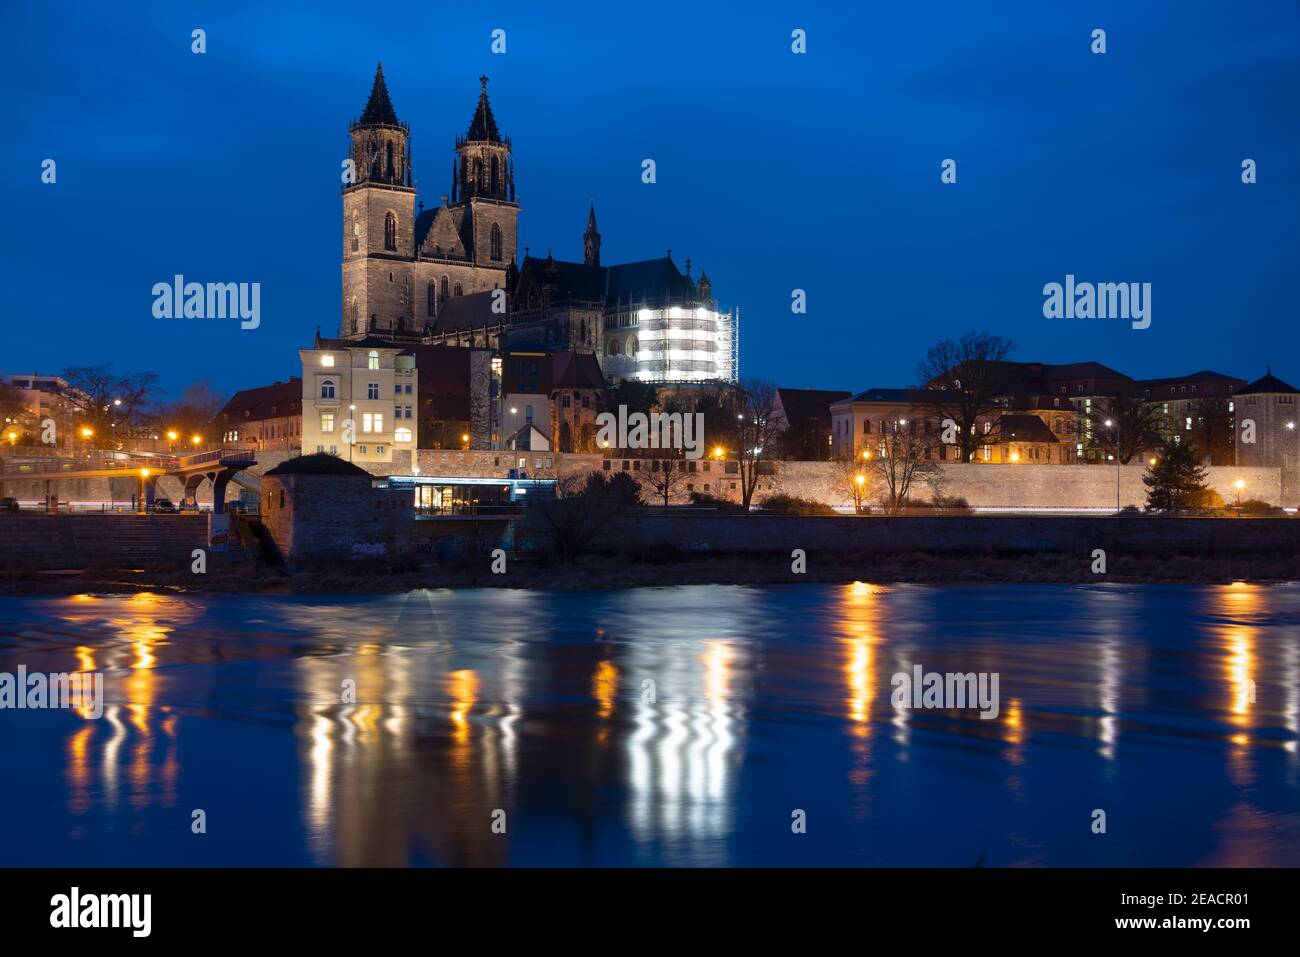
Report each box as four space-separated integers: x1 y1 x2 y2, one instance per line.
61 364 158 449
155 379 226 441
916 331 1015 462
831 455 875 513
637 450 691 507
871 419 939 513
733 379 783 510
1082 394 1163 464
528 471 642 562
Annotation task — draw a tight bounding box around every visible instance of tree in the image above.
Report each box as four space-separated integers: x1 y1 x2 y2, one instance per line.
1082 394 1162 464
607 380 658 420
733 379 783 510
916 331 1016 462
1143 439 1211 511
871 418 939 513
831 455 875 513
61 364 158 449
1190 396 1235 465
528 471 641 561
155 379 225 442
637 450 691 507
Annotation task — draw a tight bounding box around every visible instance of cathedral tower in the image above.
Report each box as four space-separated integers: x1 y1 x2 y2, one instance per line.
450 77 519 268
342 63 418 339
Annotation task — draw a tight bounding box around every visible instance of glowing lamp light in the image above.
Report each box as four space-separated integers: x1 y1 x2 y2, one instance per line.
1234 479 1246 490
80 427 94 439
191 435 201 445
139 468 151 478
167 430 178 441
1009 451 1020 462
321 354 334 367
1149 457 1158 466
713 446 725 459
854 473 866 486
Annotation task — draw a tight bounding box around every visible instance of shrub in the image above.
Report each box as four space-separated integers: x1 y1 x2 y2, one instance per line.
759 494 838 516
1235 498 1283 515
686 491 744 512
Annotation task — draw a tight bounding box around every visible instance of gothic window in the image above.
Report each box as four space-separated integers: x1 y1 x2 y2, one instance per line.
386 142 395 180
350 299 358 334
491 156 499 193
351 214 359 252
440 276 449 303
320 380 336 399
453 282 463 297
427 282 436 317
473 158 482 187
384 212 397 251
490 223 502 261
627 336 638 356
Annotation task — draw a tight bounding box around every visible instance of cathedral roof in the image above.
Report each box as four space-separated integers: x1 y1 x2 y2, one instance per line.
356 63 401 127
465 76 502 142
517 255 606 302
603 257 695 306
433 290 500 334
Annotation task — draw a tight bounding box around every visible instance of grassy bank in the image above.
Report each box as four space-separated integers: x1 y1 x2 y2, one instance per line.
1 546 1296 596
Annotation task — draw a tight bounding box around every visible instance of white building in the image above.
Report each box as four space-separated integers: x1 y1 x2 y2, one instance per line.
299 335 418 465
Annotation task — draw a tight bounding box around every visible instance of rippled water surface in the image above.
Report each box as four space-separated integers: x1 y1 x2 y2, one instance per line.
1 583 1299 866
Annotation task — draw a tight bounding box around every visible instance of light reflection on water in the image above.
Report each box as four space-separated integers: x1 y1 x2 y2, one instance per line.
1 583 1298 866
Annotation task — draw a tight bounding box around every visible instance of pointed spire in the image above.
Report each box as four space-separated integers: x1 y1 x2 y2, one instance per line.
587 201 597 229
466 75 502 142
358 62 400 127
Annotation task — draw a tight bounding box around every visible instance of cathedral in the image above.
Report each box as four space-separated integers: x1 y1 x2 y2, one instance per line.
340 64 737 384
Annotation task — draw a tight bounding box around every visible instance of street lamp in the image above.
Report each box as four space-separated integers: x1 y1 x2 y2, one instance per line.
191 434 201 447
461 433 471 450
1234 478 1245 506
138 467 150 513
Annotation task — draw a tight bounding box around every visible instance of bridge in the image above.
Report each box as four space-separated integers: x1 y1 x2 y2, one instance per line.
0 446 257 513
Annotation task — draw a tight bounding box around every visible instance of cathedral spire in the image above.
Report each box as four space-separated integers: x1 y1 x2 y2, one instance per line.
465 75 502 143
583 201 601 267
357 62 401 127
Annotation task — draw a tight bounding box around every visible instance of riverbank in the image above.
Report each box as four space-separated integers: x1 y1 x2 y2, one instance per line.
2 547 1296 595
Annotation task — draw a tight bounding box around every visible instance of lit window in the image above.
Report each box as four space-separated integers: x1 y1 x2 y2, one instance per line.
395 427 412 443
368 350 380 370
320 413 334 433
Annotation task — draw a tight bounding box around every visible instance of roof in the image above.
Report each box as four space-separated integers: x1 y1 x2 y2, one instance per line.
265 453 371 478
845 387 944 404
434 290 499 333
1237 371 1299 395
465 76 502 142
355 63 401 128
604 257 695 306
1135 369 1245 388
552 351 607 391
517 255 606 302
312 333 407 351
775 388 850 425
996 414 1059 444
216 379 302 425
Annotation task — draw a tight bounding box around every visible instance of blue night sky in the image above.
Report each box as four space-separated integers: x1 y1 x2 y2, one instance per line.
3 0 1297 402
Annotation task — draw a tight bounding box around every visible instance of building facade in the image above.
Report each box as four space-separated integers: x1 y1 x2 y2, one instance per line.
299 336 418 465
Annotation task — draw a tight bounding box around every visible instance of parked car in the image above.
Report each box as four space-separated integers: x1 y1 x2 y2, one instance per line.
0 496 19 513
153 497 177 513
